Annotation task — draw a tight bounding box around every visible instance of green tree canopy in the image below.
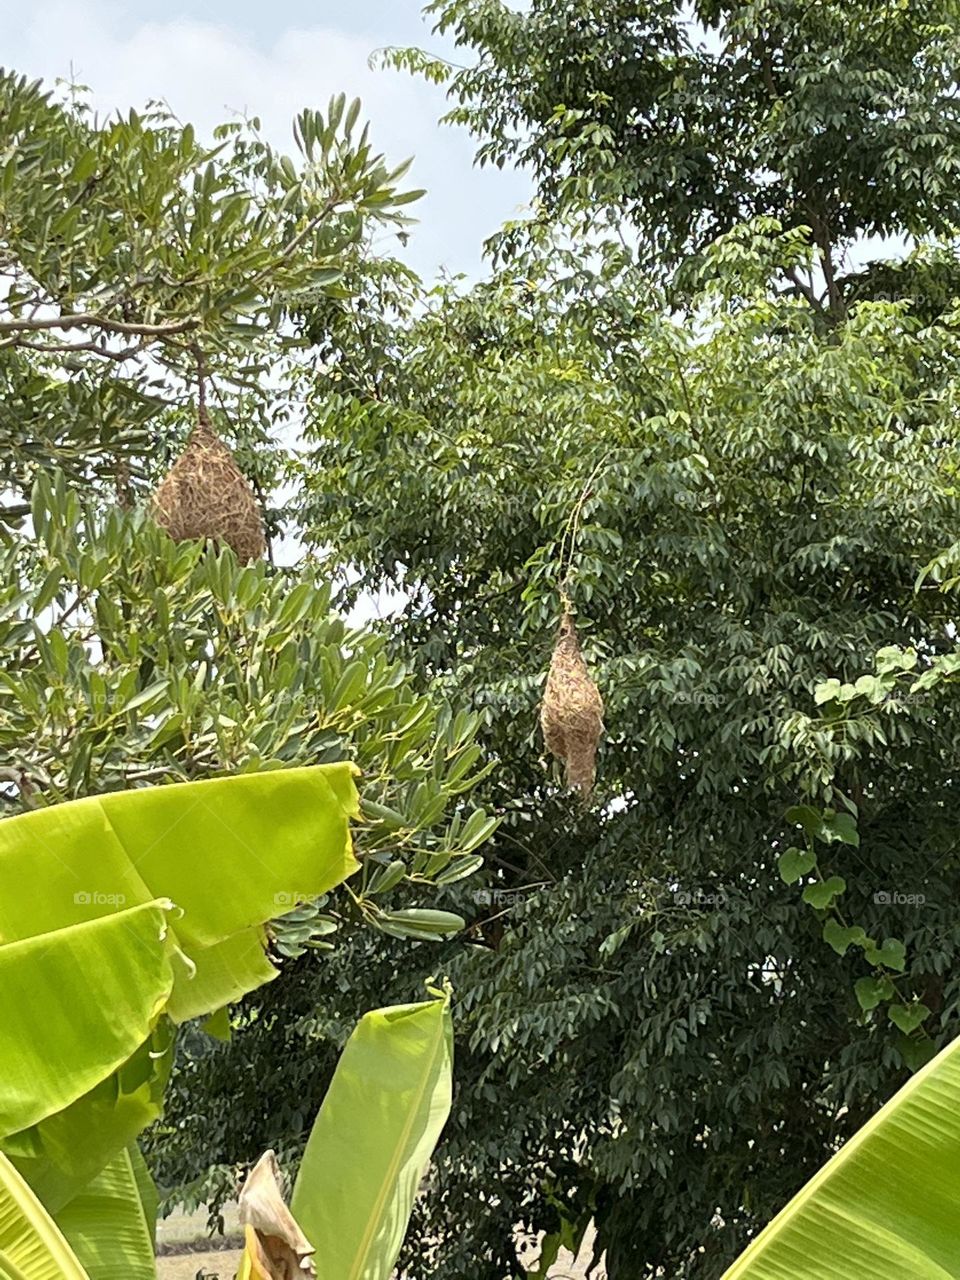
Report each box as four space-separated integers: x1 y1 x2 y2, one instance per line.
155 222 960 1277
0 65 491 1243
8 13 960 1276
0 71 417 525
410 0 960 312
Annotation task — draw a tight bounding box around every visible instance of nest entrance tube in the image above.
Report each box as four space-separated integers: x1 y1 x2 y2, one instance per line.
151 405 267 565
540 610 604 796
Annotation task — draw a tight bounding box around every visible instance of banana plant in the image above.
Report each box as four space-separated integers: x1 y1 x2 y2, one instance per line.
238 993 453 1280
0 995 453 1280
0 764 452 1278
0 764 359 1213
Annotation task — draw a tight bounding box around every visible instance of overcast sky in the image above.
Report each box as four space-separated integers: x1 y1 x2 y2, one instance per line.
0 0 530 281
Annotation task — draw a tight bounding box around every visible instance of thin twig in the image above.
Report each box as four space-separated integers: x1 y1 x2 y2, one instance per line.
3 336 148 362
557 453 610 603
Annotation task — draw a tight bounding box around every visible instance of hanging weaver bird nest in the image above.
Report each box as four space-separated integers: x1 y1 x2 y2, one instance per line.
540 610 604 796
151 407 266 564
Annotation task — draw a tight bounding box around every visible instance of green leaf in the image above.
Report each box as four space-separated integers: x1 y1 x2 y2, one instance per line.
435 854 485 886
0 904 173 1138
34 570 62 615
821 812 859 847
784 806 823 839
898 1036 937 1073
200 1007 232 1044
366 860 406 897
69 149 98 183
722 1033 960 1277
290 995 453 1280
854 976 894 1012
864 938 907 972
456 810 499 854
0 1151 88 1279
888 1003 931 1035
377 909 464 941
7 1025 174 1216
0 768 361 1201
126 1147 157 1250
876 646 917 674
0 765 360 1024
801 877 846 910
778 847 816 885
55 1148 155 1279
361 799 407 829
822 919 865 957
813 678 841 706
118 681 168 714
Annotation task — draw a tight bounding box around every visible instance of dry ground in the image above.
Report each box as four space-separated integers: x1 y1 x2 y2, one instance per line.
154 1211 603 1279
156 1249 598 1279
157 1252 242 1280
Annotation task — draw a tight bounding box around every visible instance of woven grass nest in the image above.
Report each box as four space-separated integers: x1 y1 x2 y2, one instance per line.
541 610 604 796
151 407 266 564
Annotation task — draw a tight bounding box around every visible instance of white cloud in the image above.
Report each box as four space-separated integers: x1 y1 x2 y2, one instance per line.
0 0 529 279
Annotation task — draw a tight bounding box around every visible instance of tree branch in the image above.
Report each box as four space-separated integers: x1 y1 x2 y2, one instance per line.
785 267 825 314
2 336 149 362
0 311 198 338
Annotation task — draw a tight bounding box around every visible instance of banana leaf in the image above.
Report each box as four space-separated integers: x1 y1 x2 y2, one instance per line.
55 1148 155 1280
0 764 360 1016
291 992 453 1280
0 1152 88 1280
7 1025 174 1215
723 1032 960 1278
0 903 173 1137
0 766 360 1212
126 1147 157 1250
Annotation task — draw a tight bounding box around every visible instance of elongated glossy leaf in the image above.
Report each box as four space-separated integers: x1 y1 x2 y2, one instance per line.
723 1033 960 1278
0 904 173 1137
55 1149 155 1280
291 994 453 1280
0 1152 88 1280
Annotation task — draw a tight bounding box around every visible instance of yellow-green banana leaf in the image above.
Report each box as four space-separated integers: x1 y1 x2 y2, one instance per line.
723 1032 960 1279
0 765 359 1136
0 904 173 1137
7 1025 173 1215
290 993 453 1280
0 766 359 1214
55 1148 155 1280
0 1152 88 1280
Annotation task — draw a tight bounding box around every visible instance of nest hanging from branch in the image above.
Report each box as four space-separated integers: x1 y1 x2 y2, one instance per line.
540 610 604 796
151 406 266 564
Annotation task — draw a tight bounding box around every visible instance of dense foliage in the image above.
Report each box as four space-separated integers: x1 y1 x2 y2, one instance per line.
0 70 417 529
0 66 489 1237
8 4 960 1275
158 221 960 1276
399 0 960 318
